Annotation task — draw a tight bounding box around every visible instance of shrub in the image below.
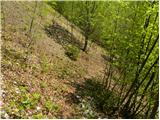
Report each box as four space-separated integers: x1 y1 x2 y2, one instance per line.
65 44 80 61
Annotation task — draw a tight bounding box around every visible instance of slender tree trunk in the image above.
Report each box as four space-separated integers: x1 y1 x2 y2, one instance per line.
107 67 113 90
150 92 159 119
104 65 111 88
135 102 148 116
118 71 126 106
28 1 38 36
82 36 88 51
145 103 151 118
132 72 156 116
82 1 89 52
120 34 158 106
121 56 158 114
25 1 38 62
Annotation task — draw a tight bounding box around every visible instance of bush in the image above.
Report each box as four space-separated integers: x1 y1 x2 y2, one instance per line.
65 44 80 61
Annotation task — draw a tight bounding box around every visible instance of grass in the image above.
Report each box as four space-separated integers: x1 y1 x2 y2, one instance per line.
65 44 80 61
40 55 52 73
40 81 47 88
32 113 46 119
2 47 25 62
45 100 60 112
58 66 74 79
2 1 106 119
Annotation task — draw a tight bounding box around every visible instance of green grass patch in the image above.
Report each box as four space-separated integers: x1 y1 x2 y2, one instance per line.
45 100 60 112
40 55 52 73
32 113 46 119
65 44 80 61
40 81 48 88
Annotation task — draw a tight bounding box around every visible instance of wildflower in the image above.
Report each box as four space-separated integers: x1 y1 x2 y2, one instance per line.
0 100 3 106
15 87 20 94
36 106 41 111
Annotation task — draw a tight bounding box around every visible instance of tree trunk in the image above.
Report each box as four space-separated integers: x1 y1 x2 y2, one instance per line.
120 34 158 106
121 56 158 113
150 92 159 119
82 36 88 52
28 1 38 35
132 72 156 116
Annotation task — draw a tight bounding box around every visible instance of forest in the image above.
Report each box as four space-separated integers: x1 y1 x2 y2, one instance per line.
1 0 159 119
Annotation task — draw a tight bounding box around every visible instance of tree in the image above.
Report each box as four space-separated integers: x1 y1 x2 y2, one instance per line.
55 1 98 52
51 1 159 118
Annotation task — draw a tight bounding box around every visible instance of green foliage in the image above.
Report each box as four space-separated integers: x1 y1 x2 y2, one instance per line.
32 92 41 101
3 48 25 61
2 1 159 119
18 91 41 110
32 113 46 119
65 44 80 61
40 81 47 88
20 93 32 109
76 79 120 117
55 1 100 51
19 85 28 93
59 67 73 79
46 1 56 9
45 100 60 112
79 98 98 119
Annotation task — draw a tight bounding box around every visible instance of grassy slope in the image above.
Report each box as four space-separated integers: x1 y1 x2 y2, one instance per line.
1 1 106 119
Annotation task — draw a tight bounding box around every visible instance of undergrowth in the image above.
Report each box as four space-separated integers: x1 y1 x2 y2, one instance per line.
65 44 80 61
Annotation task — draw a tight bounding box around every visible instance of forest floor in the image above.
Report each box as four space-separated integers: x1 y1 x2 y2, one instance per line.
1 2 116 119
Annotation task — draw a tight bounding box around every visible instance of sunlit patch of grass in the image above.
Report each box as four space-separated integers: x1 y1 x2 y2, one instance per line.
2 47 27 71
58 67 73 79
45 100 61 113
40 55 52 73
32 113 47 119
19 93 34 110
56 63 86 80
2 47 25 62
19 85 29 93
65 44 80 61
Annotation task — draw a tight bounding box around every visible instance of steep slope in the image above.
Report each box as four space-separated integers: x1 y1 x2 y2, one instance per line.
1 1 106 119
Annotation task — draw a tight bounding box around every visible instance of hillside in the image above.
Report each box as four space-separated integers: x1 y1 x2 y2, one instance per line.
1 1 159 119
1 1 107 119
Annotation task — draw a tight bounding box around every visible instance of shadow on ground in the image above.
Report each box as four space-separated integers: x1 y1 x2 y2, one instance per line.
44 23 83 50
65 78 120 118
